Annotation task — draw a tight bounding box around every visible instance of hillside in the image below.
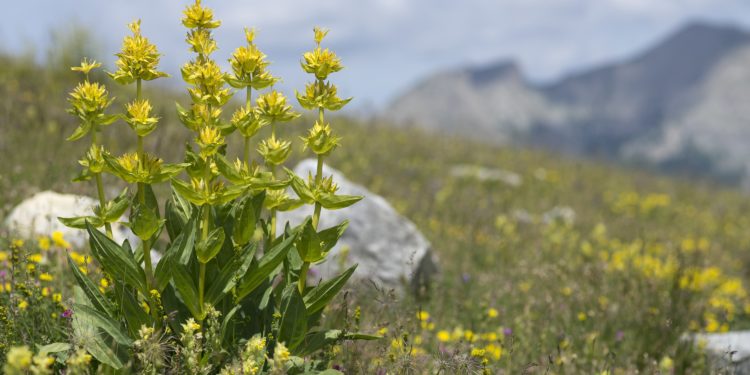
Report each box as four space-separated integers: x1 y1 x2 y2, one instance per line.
389 21 750 186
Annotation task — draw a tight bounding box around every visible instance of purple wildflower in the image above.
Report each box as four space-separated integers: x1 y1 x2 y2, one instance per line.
503 327 513 336
61 309 73 318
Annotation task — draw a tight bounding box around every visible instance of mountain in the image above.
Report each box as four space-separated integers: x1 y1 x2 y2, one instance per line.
387 21 750 186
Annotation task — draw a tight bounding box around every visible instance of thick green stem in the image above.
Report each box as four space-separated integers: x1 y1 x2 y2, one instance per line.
244 137 251 165
94 173 114 238
90 130 113 238
198 203 210 318
198 262 206 316
300 111 326 294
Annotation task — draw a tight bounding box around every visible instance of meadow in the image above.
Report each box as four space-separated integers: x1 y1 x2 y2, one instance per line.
3 16 750 374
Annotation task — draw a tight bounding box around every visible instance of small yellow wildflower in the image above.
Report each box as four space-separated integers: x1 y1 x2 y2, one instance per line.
437 330 451 342
52 293 62 303
100 278 109 289
26 264 35 272
12 239 25 248
28 254 43 263
51 231 71 248
4 282 10 292
38 237 51 251
0 251 7 262
377 327 388 336
487 308 499 318
470 348 486 358
42 287 50 297
519 282 532 293
561 287 573 297
416 311 430 322
39 273 53 282
4 346 33 372
578 312 588 322
18 299 29 310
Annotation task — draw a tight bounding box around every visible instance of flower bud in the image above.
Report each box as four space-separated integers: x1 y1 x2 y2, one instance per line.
301 121 340 156
182 0 221 29
110 19 168 84
258 135 292 166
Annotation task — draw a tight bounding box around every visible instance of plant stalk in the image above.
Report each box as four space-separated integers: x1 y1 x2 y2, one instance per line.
299 109 326 294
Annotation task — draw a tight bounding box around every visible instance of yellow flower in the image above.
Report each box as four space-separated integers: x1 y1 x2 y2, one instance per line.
182 0 221 29
51 231 70 248
28 253 43 263
0 251 7 262
110 19 168 84
377 327 388 336
561 287 573 297
487 308 499 319
416 311 430 322
470 348 486 358
42 287 50 297
578 312 588 322
437 330 451 342
12 239 25 248
100 278 110 289
4 346 33 372
39 273 53 282
18 299 28 310
52 293 62 303
71 57 102 76
38 237 50 251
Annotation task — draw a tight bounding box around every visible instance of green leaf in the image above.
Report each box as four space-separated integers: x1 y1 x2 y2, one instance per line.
36 343 71 356
232 195 257 246
317 193 363 210
84 338 124 369
103 188 130 222
297 220 322 263
154 216 197 291
288 171 315 204
67 254 116 316
278 285 308 350
171 264 202 319
74 304 134 347
206 243 256 305
165 187 194 240
303 265 357 314
317 220 349 257
171 178 206 206
59 215 103 229
128 201 163 240
196 226 225 263
236 232 298 300
86 223 148 295
215 154 243 184
66 122 92 141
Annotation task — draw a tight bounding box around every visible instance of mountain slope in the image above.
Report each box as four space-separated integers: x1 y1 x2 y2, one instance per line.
387 21 750 185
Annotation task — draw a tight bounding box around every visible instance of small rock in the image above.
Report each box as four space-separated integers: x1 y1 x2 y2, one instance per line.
450 165 522 187
277 159 439 293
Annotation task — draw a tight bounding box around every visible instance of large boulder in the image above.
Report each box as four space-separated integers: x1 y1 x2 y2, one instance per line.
277 159 438 293
4 190 138 249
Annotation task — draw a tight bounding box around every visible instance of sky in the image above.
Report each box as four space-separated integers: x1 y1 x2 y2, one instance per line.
3 0 750 111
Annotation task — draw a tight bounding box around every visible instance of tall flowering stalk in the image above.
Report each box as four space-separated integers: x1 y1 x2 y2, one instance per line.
105 19 174 317
172 0 236 319
61 59 120 239
292 27 354 293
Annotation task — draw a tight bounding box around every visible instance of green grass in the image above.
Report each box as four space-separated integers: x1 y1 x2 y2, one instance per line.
3 51 750 373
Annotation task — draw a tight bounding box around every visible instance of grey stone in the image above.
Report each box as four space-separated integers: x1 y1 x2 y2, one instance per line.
695 331 750 374
277 159 438 293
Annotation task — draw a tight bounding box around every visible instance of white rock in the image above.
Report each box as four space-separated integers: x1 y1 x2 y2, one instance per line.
277 159 438 292
3 191 162 266
694 331 750 373
450 164 522 187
